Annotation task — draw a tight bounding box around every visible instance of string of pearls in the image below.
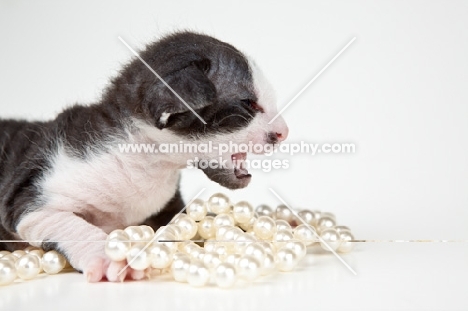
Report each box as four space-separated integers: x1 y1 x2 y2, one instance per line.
105 193 355 288
0 247 68 286
0 193 355 287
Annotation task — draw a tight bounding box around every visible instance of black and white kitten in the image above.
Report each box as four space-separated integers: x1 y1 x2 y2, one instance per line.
0 31 288 281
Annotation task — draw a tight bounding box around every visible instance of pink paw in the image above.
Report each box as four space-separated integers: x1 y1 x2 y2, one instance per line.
105 260 147 282
85 257 110 282
85 257 147 282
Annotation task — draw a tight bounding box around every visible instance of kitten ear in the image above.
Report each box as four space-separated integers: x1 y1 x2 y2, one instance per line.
148 59 216 129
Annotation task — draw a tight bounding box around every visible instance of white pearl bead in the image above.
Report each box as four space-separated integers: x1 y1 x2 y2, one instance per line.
319 228 341 251
139 225 155 242
172 252 186 261
190 247 206 261
12 250 26 258
275 247 298 272
29 249 45 259
124 226 145 242
181 242 201 256
275 205 294 224
105 237 131 261
335 226 351 233
313 210 322 222
262 253 276 276
15 254 41 280
237 255 261 281
42 251 66 274
26 250 44 274
219 226 243 253
153 232 178 251
171 253 191 282
24 246 38 253
322 212 336 221
170 213 188 224
317 216 336 231
202 240 216 253
274 229 294 247
243 242 266 265
108 229 129 240
215 225 230 240
213 213 235 229
174 216 198 240
283 240 307 260
255 204 274 218
222 226 243 241
1 254 17 263
335 226 351 234
149 244 173 269
337 229 355 253
203 251 222 270
0 250 11 258
0 259 17 286
215 262 237 288
293 224 317 246
234 233 257 253
232 201 254 224
156 225 181 240
187 259 210 287
126 243 152 270
187 199 207 221
256 241 276 255
213 244 229 258
297 210 316 226
166 224 183 239
207 193 231 214
198 216 215 239
223 253 241 266
253 216 276 239
275 219 292 232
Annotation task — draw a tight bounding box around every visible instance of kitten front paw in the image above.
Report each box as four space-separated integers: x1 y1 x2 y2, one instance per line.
85 257 147 282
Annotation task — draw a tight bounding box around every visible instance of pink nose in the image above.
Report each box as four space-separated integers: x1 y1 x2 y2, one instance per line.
272 116 289 142
275 132 286 142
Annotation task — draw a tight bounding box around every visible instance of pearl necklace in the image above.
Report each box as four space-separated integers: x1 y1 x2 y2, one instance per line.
106 193 355 288
0 193 354 287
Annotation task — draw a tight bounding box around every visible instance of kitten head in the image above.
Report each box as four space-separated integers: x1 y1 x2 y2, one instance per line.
112 31 288 189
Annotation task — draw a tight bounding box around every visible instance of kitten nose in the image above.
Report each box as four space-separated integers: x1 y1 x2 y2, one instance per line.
270 116 289 143
275 131 286 142
266 131 287 144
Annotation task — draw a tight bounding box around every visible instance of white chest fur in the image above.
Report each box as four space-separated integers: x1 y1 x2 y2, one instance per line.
39 141 180 232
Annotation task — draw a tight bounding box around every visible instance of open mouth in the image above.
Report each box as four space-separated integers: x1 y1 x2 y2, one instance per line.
231 152 251 179
200 152 252 190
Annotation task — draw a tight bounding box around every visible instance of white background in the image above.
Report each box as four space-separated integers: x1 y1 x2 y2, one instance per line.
1 1 467 310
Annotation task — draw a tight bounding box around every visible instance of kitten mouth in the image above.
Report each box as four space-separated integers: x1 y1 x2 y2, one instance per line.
200 152 252 189
231 152 251 179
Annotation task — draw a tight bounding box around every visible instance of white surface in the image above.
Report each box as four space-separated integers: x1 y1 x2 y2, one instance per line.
1 1 467 310
1 244 467 311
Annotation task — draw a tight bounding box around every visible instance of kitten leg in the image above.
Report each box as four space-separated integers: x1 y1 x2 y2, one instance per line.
16 208 140 282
